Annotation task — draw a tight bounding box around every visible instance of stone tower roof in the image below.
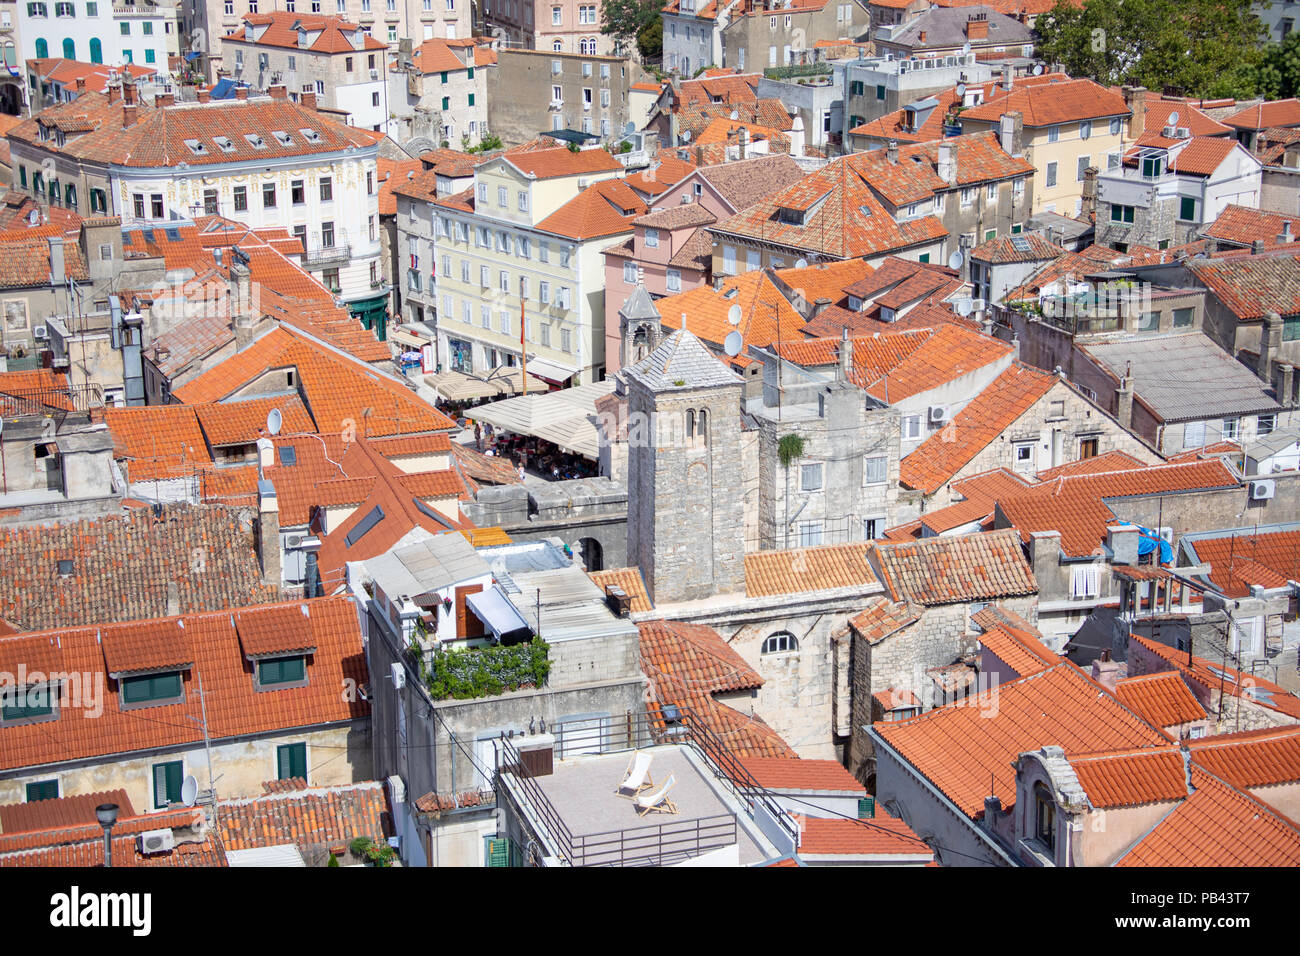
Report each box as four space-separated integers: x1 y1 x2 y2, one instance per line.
618 282 661 322
623 327 741 392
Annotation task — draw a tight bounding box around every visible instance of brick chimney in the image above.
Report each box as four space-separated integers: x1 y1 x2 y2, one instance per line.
123 78 137 106
966 15 989 41
1091 650 1122 690
156 90 174 107
256 479 281 588
123 103 138 128
197 86 211 104
74 77 86 93
301 90 318 111
107 79 121 105
1122 85 1147 140
268 83 287 100
235 85 249 100
1081 166 1098 220
1259 311 1282 384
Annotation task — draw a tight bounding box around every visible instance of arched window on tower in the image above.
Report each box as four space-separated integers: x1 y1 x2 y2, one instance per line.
685 408 695 442
762 632 798 655
697 408 708 445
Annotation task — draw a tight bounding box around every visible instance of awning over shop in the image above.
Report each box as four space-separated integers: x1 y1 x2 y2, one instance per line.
467 586 533 645
525 358 578 386
464 381 615 460
424 366 549 403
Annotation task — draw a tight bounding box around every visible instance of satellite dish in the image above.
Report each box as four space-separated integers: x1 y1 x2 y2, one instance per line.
956 298 974 317
1167 110 1180 127
680 130 691 143
266 407 283 436
956 82 966 98
948 250 964 270
1033 64 1044 76
795 258 808 269
727 304 743 326
724 330 744 357
181 775 199 808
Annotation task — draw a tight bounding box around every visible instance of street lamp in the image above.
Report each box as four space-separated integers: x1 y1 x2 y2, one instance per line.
96 803 119 867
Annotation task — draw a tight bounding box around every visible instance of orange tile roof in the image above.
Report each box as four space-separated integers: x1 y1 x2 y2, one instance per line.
224 11 386 52
1117 768 1300 866
656 269 805 350
853 131 1035 208
960 78 1130 127
193 395 315 447
863 324 1012 404
797 814 933 859
100 618 196 675
1186 251 1300 321
1142 98 1234 138
1167 136 1240 177
0 596 367 773
0 789 134 835
411 36 475 73
744 543 878 598
1132 634 1300 720
588 567 652 612
535 177 648 241
173 327 456 436
234 602 317 657
1114 671 1207 728
899 363 1057 494
742 757 864 793
873 662 1170 817
1035 449 1146 480
1185 725 1300 789
1068 747 1190 808
998 460 1240 558
215 780 392 853
1187 529 1300 597
974 605 1060 676
502 146 624 180
871 528 1036 605
773 327 929 381
1204 203 1300 246
843 596 922 645
1223 98 1300 131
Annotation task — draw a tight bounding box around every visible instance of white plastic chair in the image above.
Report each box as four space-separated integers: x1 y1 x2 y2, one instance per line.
616 750 654 798
635 773 678 817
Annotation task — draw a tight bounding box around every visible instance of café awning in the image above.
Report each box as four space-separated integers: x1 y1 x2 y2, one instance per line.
525 358 577 386
424 367 549 403
464 381 615 460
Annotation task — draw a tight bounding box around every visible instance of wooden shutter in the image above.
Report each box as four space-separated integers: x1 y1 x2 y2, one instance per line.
455 584 485 639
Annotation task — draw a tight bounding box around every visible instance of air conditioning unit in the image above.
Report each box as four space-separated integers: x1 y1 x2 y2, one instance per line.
285 534 304 549
928 405 950 424
1251 479 1276 500
138 829 175 854
32 325 48 340
390 662 406 688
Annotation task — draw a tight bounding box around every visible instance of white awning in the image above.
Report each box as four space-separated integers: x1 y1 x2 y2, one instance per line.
466 586 533 641
525 358 578 384
464 381 615 460
226 844 307 867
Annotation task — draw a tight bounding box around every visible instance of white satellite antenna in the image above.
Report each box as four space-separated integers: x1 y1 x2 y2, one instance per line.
1033 64 1044 76
266 407 283 436
681 130 692 143
956 298 974 317
724 330 744 357
181 774 199 808
956 82 967 98
948 250 964 270
727 304 743 326
795 258 808 269
1168 110 1180 127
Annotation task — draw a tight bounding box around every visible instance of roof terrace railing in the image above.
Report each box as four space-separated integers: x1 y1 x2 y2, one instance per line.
0 382 105 417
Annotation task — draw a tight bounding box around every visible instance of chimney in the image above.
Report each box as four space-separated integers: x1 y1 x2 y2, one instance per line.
107 79 121 105
301 89 317 111
165 580 180 617
74 77 86 93
998 111 1023 157
1279 363 1296 408
1259 311 1281 384
838 327 853 379
1000 63 1012 91
1081 166 1098 220
1090 652 1122 690
268 83 287 100
257 436 275 470
156 91 174 107
235 85 249 100
197 86 211 104
1107 523 1140 565
887 138 899 164
1122 85 1147 140
967 16 989 42
937 141 956 185
122 103 138 128
47 236 65 284
1116 371 1134 430
256 479 281 588
982 794 1001 831
123 78 137 106
1252 238 1266 254
738 125 749 160
814 297 831 317
1278 220 1294 244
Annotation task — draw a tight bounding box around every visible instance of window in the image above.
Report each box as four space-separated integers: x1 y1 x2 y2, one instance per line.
864 456 887 485
863 517 882 540
985 229 997 241
1070 564 1100 598
1222 418 1240 441
1014 442 1035 468
518 191 529 213
960 187 975 208
1047 125 1059 143
539 281 550 305
1178 196 1196 222
122 671 183 706
2 682 56 723
153 761 184 809
322 268 340 293
762 632 798 654
552 5 561 23
1141 155 1163 178
120 21 129 34
291 179 305 205
1184 420 1206 448
319 176 333 203
480 305 491 329
903 415 922 440
275 743 308 781
1110 204 1135 224
1110 116 1122 136
1079 120 1092 140
263 182 277 208
623 261 637 284
1034 783 1056 852
498 185 508 207
1045 162 1057 188
203 188 218 215
800 462 823 491
321 221 335 248
666 268 681 293
561 328 572 352
1077 155 1090 181
150 193 163 219
26 779 59 802
1259 413 1277 436
1173 307 1193 328
1137 311 1159 332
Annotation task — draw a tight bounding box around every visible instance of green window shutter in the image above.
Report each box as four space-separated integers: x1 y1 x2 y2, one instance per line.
277 742 307 780
3 685 55 721
442 96 449 110
985 229 996 241
467 67 474 79
876 84 885 100
1179 196 1196 221
153 761 183 808
122 671 182 704
440 71 448 83
259 656 306 686
468 93 474 106
918 253 929 263
18 167 25 188
26 780 59 802
858 796 875 818
487 837 516 867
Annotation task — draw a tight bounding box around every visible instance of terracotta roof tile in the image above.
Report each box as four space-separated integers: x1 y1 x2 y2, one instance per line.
1131 634 1300 720
234 602 317 657
0 789 134 835
797 813 932 859
1185 726 1300 789
863 324 1012 404
1203 203 1300 246
974 605 1060 676
1187 529 1300 597
503 146 624 180
1186 251 1300 320
588 567 652 612
225 11 386 52
742 757 864 793
100 618 196 676
1114 671 1207 728
744 543 879 597
871 528 1036 605
844 596 922 644
1068 747 1190 808
960 78 1130 127
1223 99 1300 131
535 177 647 241
215 780 392 853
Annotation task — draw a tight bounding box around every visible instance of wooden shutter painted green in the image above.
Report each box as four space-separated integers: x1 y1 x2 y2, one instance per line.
277 742 307 780
154 761 183 808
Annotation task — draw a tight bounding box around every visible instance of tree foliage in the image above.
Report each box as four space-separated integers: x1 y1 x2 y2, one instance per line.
1254 31 1300 100
602 0 661 51
637 16 663 60
1033 0 1266 98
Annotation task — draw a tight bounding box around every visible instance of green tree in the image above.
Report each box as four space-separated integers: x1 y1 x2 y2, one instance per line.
1034 0 1265 98
601 0 661 55
1254 32 1300 100
637 16 663 60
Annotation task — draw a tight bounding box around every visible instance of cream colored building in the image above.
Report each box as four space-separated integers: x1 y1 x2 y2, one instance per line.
428 146 631 383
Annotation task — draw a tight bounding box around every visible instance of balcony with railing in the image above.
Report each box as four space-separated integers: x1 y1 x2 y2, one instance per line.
493 708 799 867
303 229 352 265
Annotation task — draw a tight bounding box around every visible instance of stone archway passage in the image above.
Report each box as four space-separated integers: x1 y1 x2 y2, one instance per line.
578 537 604 573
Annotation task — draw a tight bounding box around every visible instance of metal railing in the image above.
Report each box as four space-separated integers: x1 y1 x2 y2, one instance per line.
0 382 104 416
303 241 351 266
497 707 800 865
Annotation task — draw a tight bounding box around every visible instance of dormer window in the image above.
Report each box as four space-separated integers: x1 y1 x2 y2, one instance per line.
776 206 805 225
245 133 267 149
1 681 59 725
214 135 235 152
272 130 294 147
184 138 207 155
257 654 308 688
121 671 184 707
298 127 321 143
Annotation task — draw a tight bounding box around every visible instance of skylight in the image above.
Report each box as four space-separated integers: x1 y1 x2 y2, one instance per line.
214 135 235 152
272 130 294 147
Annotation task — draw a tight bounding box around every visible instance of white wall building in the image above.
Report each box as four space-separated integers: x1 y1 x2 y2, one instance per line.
20 0 173 71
